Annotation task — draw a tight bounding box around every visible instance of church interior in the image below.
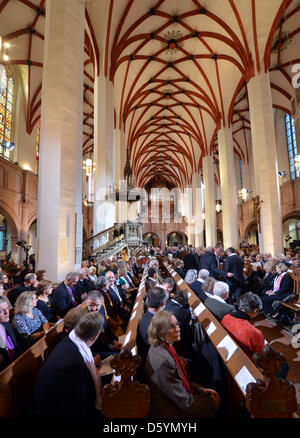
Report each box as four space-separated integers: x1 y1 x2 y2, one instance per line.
0 0 300 422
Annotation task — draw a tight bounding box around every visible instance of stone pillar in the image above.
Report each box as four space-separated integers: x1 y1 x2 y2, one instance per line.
93 72 115 235
247 72 283 255
192 172 204 248
218 127 239 249
37 0 84 281
202 155 217 247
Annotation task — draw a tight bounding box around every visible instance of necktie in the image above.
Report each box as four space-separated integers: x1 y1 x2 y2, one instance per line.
112 284 122 302
67 286 78 306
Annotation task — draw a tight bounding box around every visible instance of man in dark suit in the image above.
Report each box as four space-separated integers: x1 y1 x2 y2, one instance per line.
165 289 193 358
137 286 168 362
183 249 200 273
105 270 130 323
199 246 214 271
53 271 79 317
0 297 19 371
190 269 210 303
146 267 158 291
225 247 245 305
205 281 235 320
10 273 38 306
174 259 185 279
34 312 104 419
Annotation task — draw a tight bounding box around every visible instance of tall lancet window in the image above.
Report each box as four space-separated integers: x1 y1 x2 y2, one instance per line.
0 65 14 159
285 113 299 180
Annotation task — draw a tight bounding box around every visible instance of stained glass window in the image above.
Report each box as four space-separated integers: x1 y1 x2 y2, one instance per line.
0 65 14 157
239 159 244 188
285 113 299 180
0 218 7 252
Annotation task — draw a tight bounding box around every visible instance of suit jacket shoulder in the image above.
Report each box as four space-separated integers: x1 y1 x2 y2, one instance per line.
205 298 235 320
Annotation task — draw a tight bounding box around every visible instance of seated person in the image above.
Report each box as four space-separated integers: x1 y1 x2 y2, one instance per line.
257 261 275 295
89 266 98 283
137 286 168 362
173 259 185 279
165 289 193 358
244 263 264 294
34 312 104 419
260 263 294 315
146 268 159 291
52 271 79 317
74 269 89 304
145 310 220 418
0 282 12 308
96 276 125 337
221 292 289 379
10 273 38 306
35 270 48 282
0 273 11 291
0 296 19 371
184 269 198 285
12 291 50 351
205 282 235 320
201 276 217 300
161 277 175 299
86 290 122 359
221 292 265 359
36 280 57 323
190 269 209 302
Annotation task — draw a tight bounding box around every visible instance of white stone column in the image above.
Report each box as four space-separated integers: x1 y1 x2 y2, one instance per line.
114 128 129 224
247 72 283 255
37 0 84 281
93 72 115 235
202 155 217 247
218 127 239 249
192 172 204 248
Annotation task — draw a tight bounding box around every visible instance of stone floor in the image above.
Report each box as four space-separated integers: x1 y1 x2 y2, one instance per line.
253 315 300 416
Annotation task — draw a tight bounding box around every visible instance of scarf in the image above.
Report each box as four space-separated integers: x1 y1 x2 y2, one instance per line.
69 329 102 410
274 272 286 292
163 342 192 394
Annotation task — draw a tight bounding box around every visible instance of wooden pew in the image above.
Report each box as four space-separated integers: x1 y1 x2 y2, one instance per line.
101 268 150 418
164 262 298 418
0 319 64 418
282 270 300 320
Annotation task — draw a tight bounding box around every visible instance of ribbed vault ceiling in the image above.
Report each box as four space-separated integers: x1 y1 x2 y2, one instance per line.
1 0 300 189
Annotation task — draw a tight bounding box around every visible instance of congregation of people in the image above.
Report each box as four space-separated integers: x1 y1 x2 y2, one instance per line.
0 242 298 419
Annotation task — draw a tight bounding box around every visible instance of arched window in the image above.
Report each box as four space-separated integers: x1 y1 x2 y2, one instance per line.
0 65 14 158
285 113 299 180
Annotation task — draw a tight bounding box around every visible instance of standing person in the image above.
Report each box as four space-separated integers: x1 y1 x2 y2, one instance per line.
52 272 79 317
225 247 245 305
34 312 104 419
145 310 220 418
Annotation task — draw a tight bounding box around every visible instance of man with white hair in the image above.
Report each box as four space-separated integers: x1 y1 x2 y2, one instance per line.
190 269 209 302
205 282 235 320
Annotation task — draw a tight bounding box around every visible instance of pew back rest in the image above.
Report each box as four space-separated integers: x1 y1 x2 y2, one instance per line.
0 320 64 418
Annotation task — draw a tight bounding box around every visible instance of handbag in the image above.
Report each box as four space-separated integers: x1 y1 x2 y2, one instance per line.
190 315 207 352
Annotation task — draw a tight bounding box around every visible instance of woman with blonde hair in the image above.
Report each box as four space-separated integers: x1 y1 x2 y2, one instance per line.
258 261 275 295
12 291 50 351
145 310 220 418
261 262 294 315
201 277 217 297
